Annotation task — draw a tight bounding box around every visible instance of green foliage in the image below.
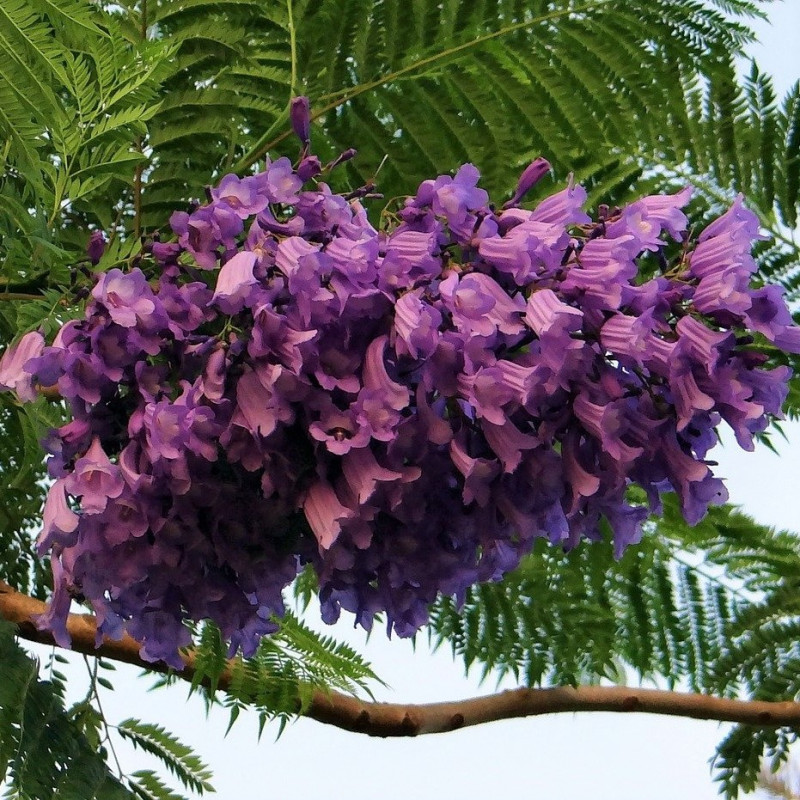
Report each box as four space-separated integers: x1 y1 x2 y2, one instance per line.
187 612 381 736
427 496 800 797
0 622 134 799
0 623 214 800
714 725 799 798
279 0 766 199
0 395 61 599
116 721 213 798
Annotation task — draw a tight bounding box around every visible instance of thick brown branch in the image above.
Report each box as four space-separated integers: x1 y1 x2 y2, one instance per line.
1 579 799 737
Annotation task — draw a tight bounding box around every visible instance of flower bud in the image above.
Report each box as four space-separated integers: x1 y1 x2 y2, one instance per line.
502 157 552 209
290 96 311 145
87 230 106 265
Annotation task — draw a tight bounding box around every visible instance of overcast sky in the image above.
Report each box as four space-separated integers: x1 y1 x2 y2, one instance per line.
19 5 800 800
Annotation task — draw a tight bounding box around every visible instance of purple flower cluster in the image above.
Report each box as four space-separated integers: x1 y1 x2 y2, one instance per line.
2 118 799 667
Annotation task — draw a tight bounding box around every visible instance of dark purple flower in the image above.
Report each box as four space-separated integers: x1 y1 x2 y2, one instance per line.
297 155 322 182
87 231 106 265
19 138 799 664
450 435 500 506
745 285 800 353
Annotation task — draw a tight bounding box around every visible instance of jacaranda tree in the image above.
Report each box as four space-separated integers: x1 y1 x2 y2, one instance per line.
1 1 800 797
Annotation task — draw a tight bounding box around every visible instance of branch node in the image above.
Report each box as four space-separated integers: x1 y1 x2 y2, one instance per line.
356 709 371 729
448 712 465 730
622 695 641 712
400 712 416 734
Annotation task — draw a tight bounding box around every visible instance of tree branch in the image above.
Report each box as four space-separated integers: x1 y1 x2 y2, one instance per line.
2 579 799 737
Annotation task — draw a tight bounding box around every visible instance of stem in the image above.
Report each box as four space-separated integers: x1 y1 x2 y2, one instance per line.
132 0 148 240
85 654 124 778
133 145 143 242
287 0 298 97
3 580 800 737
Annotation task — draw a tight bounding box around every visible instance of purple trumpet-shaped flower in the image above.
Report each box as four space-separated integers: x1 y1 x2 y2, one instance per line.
605 187 691 247
450 435 501 506
212 251 259 313
745 285 800 353
393 291 442 360
529 178 590 226
34 555 74 649
37 479 80 553
525 289 583 349
416 164 488 229
342 446 404 506
64 437 125 514
211 174 270 219
303 480 354 550
260 157 303 204
92 269 157 329
363 336 410 411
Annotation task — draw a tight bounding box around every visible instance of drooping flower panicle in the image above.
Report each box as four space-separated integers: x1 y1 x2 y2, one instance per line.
4 104 799 667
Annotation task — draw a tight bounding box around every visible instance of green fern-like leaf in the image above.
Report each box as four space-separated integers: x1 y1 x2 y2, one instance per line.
428 495 800 797
116 720 213 797
0 622 136 800
128 770 188 800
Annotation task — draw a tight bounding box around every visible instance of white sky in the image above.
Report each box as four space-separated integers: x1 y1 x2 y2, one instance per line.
19 4 800 800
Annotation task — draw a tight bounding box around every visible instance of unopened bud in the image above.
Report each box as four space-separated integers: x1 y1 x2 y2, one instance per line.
502 157 552 209
298 155 322 182
290 96 311 145
87 231 106 265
